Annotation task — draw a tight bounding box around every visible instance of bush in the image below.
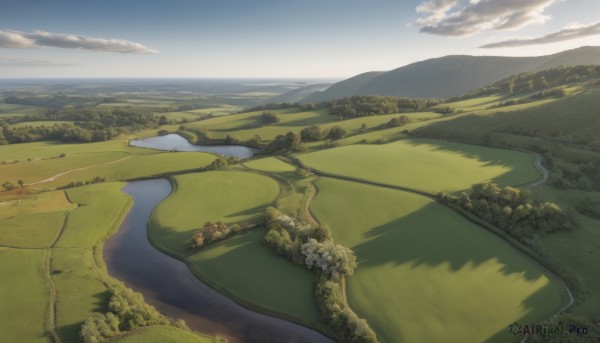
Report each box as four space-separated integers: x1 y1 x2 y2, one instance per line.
300 125 322 142
325 126 346 140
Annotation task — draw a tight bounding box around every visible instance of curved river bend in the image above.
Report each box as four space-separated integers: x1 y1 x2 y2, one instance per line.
105 134 332 343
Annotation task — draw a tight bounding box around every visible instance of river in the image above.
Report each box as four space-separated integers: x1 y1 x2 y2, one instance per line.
103 181 332 342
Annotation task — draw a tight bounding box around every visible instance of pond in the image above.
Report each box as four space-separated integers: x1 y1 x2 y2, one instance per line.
103 179 333 343
130 133 257 159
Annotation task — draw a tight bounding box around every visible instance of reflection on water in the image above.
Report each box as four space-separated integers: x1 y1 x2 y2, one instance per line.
103 179 332 343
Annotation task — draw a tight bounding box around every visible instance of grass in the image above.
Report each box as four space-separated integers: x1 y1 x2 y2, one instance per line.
298 139 540 194
55 182 132 249
0 248 52 343
162 105 243 121
188 227 320 324
0 102 43 117
243 157 296 173
52 248 109 342
110 326 218 343
310 177 567 343
149 171 279 254
150 170 321 325
0 210 66 248
531 186 600 317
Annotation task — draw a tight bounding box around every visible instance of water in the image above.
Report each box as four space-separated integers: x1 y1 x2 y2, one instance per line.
130 134 257 159
103 179 333 343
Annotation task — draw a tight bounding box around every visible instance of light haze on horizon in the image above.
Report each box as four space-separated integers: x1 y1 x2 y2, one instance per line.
1 0 600 78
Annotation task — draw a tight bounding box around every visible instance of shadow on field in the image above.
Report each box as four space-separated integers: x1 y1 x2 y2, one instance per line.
401 139 533 186
56 291 109 342
352 201 544 281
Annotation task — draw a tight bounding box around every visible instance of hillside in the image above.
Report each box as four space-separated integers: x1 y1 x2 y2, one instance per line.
303 46 600 101
264 83 332 104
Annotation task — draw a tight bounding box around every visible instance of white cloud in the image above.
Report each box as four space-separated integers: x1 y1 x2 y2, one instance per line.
0 29 158 54
415 0 557 36
480 21 600 48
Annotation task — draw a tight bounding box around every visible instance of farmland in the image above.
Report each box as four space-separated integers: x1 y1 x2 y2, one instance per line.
297 139 540 193
310 177 566 342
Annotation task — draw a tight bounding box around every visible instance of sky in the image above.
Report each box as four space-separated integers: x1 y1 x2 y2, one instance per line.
1 0 600 78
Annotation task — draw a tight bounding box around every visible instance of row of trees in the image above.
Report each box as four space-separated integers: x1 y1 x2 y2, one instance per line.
262 131 304 153
324 95 440 118
438 183 572 243
262 207 378 342
489 87 566 109
57 176 106 190
80 284 188 343
190 221 245 248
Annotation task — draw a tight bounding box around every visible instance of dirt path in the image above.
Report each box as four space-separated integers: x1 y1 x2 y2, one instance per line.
26 156 133 186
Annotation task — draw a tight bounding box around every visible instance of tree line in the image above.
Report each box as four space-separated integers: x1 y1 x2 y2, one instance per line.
80 283 188 342
262 207 378 342
438 183 572 244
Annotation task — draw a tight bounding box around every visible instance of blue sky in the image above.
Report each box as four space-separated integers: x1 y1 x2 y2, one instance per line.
1 0 599 78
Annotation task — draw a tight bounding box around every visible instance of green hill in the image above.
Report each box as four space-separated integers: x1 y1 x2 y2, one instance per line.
303 46 600 101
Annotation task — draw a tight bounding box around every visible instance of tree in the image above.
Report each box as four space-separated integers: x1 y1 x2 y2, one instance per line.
326 126 346 140
2 181 15 191
300 125 322 142
18 179 24 188
261 111 280 124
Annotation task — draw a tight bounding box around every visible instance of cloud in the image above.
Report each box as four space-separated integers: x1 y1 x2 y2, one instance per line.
416 0 557 36
480 21 600 48
0 29 158 54
0 56 75 67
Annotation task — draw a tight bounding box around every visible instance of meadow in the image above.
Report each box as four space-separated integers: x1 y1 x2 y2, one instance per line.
242 157 296 173
310 177 567 343
110 326 219 343
297 139 540 194
149 170 322 325
0 248 52 343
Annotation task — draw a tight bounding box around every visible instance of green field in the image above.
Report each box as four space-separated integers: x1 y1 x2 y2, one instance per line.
55 182 131 248
0 248 52 343
111 326 217 343
149 171 279 254
243 157 296 173
150 171 321 324
311 177 566 343
52 248 109 342
0 210 66 248
298 139 540 193
189 228 320 323
0 102 43 117
162 105 243 121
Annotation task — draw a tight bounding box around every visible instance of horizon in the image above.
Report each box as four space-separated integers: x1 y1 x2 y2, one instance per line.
2 0 600 78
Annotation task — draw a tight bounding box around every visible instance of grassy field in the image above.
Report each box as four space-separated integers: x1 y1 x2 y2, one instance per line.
186 107 442 142
243 157 296 173
311 177 566 343
149 171 279 254
52 248 109 342
150 171 321 325
298 139 540 193
0 210 66 248
162 105 243 121
0 102 43 117
55 182 131 248
111 326 218 343
0 248 52 343
531 186 600 317
188 227 320 324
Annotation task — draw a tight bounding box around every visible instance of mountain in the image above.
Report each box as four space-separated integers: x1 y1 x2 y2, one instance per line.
301 72 385 103
302 46 600 102
264 83 332 104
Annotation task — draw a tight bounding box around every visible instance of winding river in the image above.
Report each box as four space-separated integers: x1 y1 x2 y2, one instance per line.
105 134 332 343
